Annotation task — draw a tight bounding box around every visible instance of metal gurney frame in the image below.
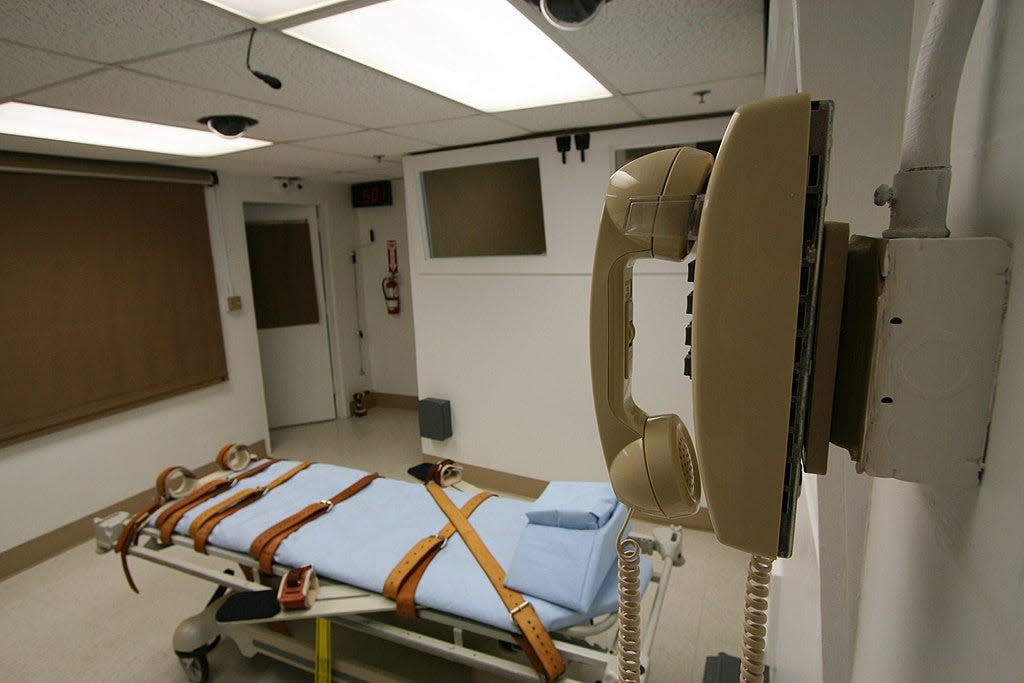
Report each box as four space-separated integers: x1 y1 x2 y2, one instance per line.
95 510 684 682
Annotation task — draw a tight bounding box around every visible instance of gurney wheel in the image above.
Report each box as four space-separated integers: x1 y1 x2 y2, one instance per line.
177 653 209 683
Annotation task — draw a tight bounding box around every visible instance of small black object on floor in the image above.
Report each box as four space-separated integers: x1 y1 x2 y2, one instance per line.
407 462 433 483
703 652 770 682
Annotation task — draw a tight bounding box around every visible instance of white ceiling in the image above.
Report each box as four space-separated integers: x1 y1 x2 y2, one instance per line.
0 0 765 183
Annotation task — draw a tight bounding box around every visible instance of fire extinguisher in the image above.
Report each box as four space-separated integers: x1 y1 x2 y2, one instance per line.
382 274 400 315
383 239 400 315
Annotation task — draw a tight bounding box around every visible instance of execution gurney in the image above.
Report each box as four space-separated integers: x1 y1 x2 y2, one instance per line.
95 448 684 682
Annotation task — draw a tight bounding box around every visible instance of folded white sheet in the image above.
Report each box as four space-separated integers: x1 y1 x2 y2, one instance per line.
524 481 620 530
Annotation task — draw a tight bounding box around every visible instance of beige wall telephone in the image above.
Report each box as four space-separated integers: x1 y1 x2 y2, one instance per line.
590 91 838 557
590 93 841 682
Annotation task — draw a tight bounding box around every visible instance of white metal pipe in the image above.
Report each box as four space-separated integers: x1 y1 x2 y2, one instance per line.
880 0 983 238
899 0 983 171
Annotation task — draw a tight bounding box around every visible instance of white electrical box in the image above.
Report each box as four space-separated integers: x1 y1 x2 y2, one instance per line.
836 237 1010 485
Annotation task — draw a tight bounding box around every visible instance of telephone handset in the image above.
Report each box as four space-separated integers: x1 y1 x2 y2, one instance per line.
590 146 712 520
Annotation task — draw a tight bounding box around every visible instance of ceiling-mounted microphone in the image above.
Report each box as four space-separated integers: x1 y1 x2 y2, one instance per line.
246 29 282 90
252 69 281 90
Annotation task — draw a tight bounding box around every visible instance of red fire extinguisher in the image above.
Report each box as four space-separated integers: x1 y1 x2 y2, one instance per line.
382 274 400 315
383 239 400 315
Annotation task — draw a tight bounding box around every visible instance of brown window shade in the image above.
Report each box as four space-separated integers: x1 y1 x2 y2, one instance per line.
0 171 227 447
245 221 320 329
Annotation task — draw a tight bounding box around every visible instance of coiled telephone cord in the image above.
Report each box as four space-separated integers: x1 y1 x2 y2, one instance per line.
616 510 642 683
740 554 774 683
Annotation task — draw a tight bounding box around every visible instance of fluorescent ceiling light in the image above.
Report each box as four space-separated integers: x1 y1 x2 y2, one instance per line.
285 0 612 112
0 103 272 157
199 0 350 23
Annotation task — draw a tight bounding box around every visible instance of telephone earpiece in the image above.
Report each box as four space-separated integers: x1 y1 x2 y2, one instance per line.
607 414 700 518
589 147 712 520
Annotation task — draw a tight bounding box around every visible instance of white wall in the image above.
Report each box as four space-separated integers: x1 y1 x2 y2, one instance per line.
0 172 357 554
764 1 915 681
352 180 418 397
403 116 738 482
850 0 1024 680
767 1 1024 681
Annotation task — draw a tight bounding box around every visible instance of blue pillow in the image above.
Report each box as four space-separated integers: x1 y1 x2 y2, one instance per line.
524 481 619 530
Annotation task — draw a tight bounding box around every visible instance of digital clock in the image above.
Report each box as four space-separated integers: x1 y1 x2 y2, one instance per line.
351 180 393 207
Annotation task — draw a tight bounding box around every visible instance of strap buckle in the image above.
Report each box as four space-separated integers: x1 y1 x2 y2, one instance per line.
430 534 449 550
278 564 319 611
320 500 334 513
509 600 531 617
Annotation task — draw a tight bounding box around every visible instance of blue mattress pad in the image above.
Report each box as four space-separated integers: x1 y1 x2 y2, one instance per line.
148 461 651 633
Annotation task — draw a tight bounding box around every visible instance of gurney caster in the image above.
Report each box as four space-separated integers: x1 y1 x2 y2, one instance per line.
173 594 224 683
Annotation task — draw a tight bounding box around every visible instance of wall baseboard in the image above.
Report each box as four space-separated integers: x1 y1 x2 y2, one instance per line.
422 454 713 532
370 393 419 410
0 439 266 582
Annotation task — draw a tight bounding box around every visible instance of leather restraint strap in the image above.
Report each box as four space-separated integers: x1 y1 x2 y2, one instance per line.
115 465 190 593
424 482 566 682
425 458 454 485
189 461 313 553
156 459 277 545
155 465 196 499
249 473 380 574
383 491 494 618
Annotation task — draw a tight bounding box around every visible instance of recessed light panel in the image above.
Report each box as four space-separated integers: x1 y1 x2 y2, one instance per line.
285 0 612 112
0 103 272 157
199 0 350 23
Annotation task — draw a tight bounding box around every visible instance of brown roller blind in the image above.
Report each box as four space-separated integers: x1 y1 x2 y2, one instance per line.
0 171 227 447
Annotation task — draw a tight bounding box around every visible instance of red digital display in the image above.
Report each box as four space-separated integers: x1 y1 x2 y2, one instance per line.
351 180 393 207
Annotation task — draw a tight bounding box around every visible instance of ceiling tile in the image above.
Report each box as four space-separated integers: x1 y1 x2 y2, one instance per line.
311 167 404 184
493 96 640 132
385 115 529 147
213 143 376 172
525 0 763 94
207 158 322 178
0 3 767 179
131 32 476 128
300 129 436 157
626 75 765 119
0 0 249 64
0 41 100 98
23 68 362 142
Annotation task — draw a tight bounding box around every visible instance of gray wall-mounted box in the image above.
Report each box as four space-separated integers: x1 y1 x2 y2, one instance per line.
418 398 452 440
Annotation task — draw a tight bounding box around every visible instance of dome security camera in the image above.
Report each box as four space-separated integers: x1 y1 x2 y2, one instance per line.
529 0 607 30
198 115 258 139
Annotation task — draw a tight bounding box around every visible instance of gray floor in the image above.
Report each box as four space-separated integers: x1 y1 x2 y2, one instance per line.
0 408 749 682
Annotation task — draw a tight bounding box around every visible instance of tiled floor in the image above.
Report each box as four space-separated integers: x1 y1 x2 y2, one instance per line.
0 408 750 682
